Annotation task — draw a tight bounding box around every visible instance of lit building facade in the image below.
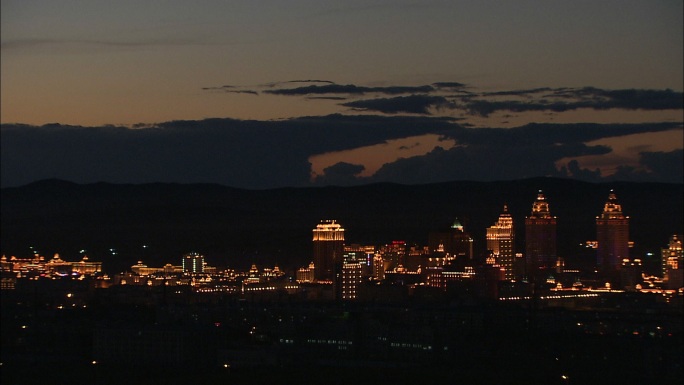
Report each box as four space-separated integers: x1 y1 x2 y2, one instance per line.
312 220 345 281
343 244 375 277
378 241 407 272
372 254 385 281
46 253 73 275
525 191 557 274
486 205 515 281
340 262 363 300
424 266 444 289
71 255 103 275
182 252 205 274
596 191 630 273
662 234 683 289
245 264 261 284
2 253 103 277
131 261 180 276
297 262 315 283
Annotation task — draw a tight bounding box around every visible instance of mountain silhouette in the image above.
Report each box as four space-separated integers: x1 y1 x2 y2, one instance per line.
2 177 681 274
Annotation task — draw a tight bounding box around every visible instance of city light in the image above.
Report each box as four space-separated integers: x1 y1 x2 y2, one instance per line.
1 192 681 383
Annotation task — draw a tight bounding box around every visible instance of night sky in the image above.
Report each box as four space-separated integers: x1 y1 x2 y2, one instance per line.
2 0 682 188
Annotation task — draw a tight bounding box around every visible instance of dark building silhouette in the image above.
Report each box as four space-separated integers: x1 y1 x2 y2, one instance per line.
429 217 474 261
525 191 557 275
449 218 474 260
312 220 345 281
596 191 630 275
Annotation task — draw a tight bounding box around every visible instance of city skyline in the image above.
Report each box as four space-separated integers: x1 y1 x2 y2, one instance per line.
2 3 682 379
3 186 677 276
2 1 682 188
2 183 682 383
2 177 681 270
3 197 681 294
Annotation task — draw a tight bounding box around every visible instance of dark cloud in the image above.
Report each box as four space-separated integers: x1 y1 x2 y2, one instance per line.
313 162 366 186
261 80 336 88
483 87 553 97
443 122 681 146
465 100 559 116
597 88 683 110
202 86 258 95
559 160 603 182
464 87 683 116
263 84 435 96
285 79 335 84
368 141 611 184
615 149 684 183
202 81 682 118
546 87 683 108
342 95 454 114
2 118 681 188
359 123 682 185
0 115 455 189
306 96 348 101
226 90 259 95
432 82 467 89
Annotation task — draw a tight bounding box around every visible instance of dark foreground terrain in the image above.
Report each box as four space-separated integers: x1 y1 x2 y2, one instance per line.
2 280 682 385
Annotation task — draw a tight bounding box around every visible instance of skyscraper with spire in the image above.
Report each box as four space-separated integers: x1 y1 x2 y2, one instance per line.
487 205 515 281
596 190 630 274
525 191 557 274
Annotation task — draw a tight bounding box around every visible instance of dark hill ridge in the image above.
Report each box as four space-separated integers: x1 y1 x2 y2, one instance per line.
1 178 682 274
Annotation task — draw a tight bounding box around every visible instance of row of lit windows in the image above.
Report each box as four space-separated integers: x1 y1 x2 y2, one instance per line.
304 339 353 345
499 293 600 301
389 342 432 350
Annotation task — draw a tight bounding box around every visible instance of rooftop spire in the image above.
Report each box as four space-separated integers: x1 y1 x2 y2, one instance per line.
530 190 552 218
600 190 624 219
451 217 464 230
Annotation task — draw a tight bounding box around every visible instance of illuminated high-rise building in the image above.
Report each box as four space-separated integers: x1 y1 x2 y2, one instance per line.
596 191 629 273
525 191 557 274
343 244 375 277
372 254 385 281
182 252 204 274
312 220 345 281
486 205 515 281
340 262 363 300
662 234 683 289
